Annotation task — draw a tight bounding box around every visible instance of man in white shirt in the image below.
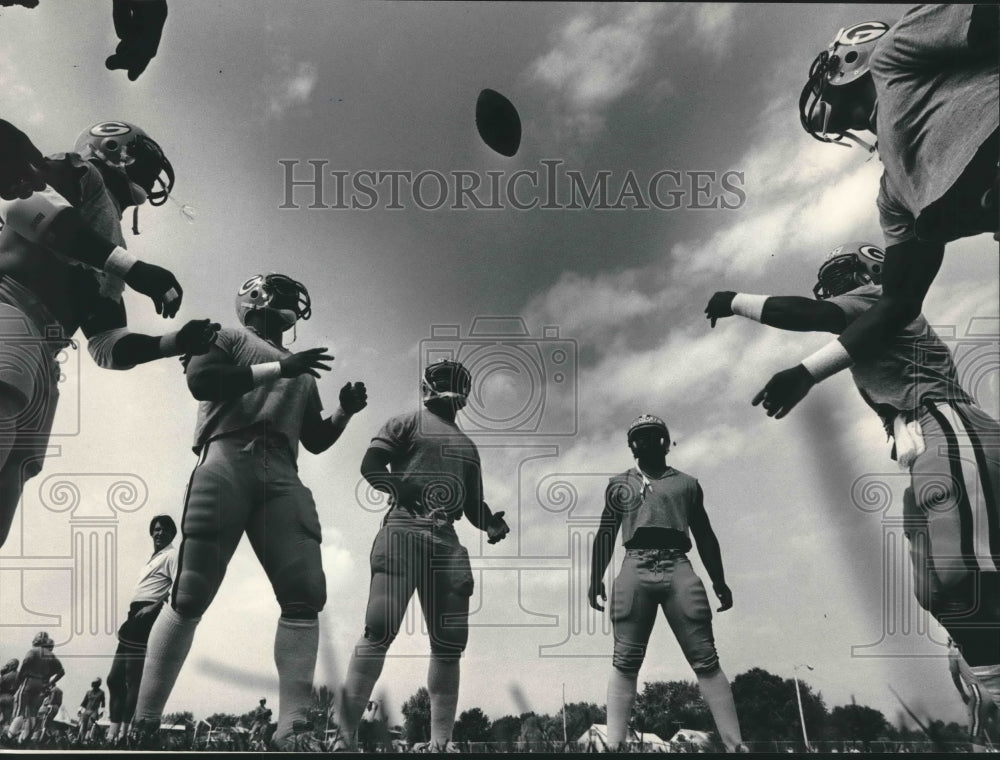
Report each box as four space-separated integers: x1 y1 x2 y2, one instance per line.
105 515 177 745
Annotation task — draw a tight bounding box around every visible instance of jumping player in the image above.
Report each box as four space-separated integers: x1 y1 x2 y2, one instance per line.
0 120 220 548
333 359 510 752
3 632 64 745
754 7 999 419
588 414 743 752
105 514 178 744
706 240 1000 706
77 678 106 742
132 273 368 752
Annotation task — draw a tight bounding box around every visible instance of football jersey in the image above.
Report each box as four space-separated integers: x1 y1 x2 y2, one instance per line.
192 326 322 457
871 5 999 245
607 466 700 546
369 409 483 521
18 647 64 682
827 284 973 426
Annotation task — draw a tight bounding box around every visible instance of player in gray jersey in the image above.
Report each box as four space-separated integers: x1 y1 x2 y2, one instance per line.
589 414 743 752
333 359 509 752
707 240 1000 708
132 273 367 751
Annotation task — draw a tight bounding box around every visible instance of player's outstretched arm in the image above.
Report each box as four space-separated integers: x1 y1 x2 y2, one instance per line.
707 291 848 333
688 484 732 612
588 486 621 612
106 0 169 81
0 119 47 200
464 494 509 544
301 381 368 454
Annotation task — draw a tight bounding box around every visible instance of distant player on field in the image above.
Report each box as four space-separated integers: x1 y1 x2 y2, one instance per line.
333 359 510 752
707 240 1000 706
3 632 64 745
132 273 367 751
77 678 106 742
589 414 744 752
754 6 999 419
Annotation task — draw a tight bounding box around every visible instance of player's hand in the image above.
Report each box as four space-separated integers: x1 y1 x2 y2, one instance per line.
0 119 48 200
588 580 606 612
486 509 509 544
124 260 183 317
752 364 814 419
175 319 220 356
134 602 159 618
339 381 368 414
279 347 334 379
705 291 737 328
105 0 169 82
714 582 733 612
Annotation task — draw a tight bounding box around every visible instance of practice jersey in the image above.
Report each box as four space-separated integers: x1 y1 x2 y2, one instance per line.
871 5 999 245
0 153 127 332
827 283 973 428
192 326 322 457
369 409 483 521
0 669 16 696
607 466 701 547
80 688 104 711
17 646 64 683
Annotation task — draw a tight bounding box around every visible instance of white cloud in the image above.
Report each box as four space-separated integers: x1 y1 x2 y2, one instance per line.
267 58 319 118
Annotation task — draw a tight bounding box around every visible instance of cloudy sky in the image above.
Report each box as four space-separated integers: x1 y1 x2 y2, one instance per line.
2 1 998 734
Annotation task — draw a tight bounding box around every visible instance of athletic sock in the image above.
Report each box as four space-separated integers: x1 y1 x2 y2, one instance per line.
697 667 743 751
272 616 319 744
337 637 388 748
428 657 460 748
132 605 200 722
606 668 639 748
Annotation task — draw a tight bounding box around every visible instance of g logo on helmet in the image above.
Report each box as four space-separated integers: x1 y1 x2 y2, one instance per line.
859 244 885 262
237 275 265 296
89 121 133 137
836 21 889 46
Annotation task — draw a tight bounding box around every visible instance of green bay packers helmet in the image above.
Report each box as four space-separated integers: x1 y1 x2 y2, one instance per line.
74 121 175 205
813 241 886 299
422 359 472 405
1 658 18 674
32 631 54 648
235 273 312 329
799 21 890 149
627 414 670 453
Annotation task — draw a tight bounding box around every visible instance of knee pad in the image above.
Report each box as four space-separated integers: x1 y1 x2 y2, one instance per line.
362 623 399 649
612 643 646 676
691 656 721 676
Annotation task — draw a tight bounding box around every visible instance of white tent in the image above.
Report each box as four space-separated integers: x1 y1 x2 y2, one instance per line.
577 723 671 750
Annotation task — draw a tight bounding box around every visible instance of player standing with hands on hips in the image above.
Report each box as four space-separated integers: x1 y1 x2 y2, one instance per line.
132 273 368 751
589 415 744 752
334 359 510 752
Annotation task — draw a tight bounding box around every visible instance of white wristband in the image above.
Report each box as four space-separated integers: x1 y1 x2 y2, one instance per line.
158 332 180 357
104 246 138 278
250 362 282 385
730 293 768 322
801 339 853 382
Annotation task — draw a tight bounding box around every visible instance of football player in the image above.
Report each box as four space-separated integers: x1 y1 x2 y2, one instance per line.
105 514 178 745
706 240 1000 707
754 7 999 419
0 120 219 548
77 678 106 742
132 273 368 752
949 637 999 752
0 659 17 735
248 697 272 746
333 359 510 752
588 414 744 753
29 683 60 743
3 632 64 745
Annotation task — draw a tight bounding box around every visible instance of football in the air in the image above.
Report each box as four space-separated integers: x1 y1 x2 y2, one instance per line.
476 88 521 157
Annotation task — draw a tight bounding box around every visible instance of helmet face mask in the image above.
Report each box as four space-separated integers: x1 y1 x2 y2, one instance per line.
74 121 175 206
799 21 889 147
422 359 472 408
813 242 886 299
235 273 312 330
